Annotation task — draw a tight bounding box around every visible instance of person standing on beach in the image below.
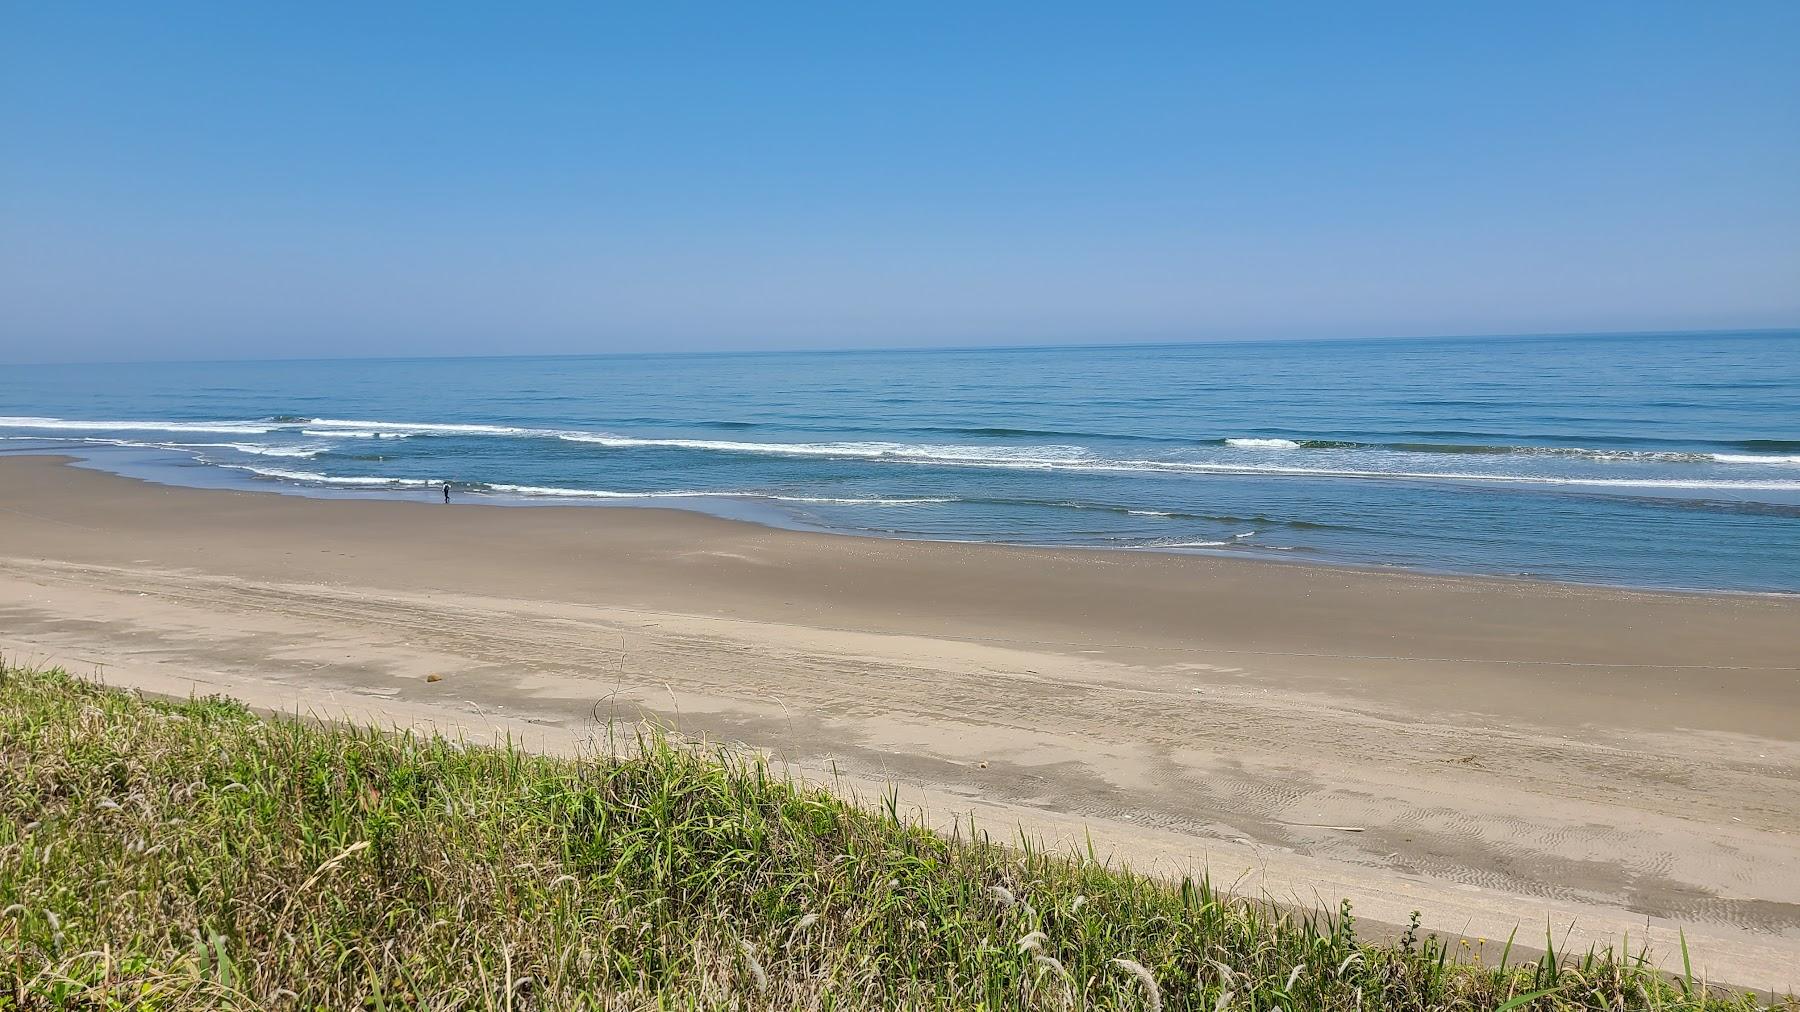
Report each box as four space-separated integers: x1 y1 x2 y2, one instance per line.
443 482 451 503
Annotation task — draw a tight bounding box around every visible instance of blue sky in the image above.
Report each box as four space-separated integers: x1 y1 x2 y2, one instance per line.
2 2 1796 362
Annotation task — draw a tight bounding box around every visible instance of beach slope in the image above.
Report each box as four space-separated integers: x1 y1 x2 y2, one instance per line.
2 455 1796 990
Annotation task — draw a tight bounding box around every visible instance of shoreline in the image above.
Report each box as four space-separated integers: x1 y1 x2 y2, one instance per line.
3 454 1798 991
7 441 1794 599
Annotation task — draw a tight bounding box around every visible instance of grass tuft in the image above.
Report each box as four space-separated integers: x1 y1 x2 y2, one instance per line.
0 664 1791 1010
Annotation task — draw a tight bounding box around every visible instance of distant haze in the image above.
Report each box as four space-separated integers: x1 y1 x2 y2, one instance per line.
2 3 1797 363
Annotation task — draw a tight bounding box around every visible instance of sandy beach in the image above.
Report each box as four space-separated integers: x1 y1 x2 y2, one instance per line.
3 453 1796 990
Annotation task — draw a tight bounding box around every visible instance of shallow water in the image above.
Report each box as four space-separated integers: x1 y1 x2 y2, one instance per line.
4 331 1797 591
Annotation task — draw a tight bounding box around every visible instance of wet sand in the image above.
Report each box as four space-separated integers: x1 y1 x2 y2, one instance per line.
3 454 1797 990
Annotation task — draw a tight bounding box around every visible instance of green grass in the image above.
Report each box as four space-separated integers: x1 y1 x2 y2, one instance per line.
0 664 1789 1010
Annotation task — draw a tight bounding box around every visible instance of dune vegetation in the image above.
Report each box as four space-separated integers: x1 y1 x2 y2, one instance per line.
0 664 1788 1010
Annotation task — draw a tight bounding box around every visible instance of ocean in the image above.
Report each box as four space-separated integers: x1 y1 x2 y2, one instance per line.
3 331 1797 592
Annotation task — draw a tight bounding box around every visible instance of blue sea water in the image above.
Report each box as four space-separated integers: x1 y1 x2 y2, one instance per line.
3 331 1798 592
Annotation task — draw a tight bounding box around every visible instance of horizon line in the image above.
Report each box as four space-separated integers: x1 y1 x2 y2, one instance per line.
4 325 1797 369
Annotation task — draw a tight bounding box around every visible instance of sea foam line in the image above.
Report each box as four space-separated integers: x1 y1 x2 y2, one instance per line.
1713 453 1800 464
1224 436 1799 464
230 470 953 505
0 416 274 435
0 435 324 458
12 414 1798 487
300 416 1800 469
564 435 1800 489
185 442 327 458
227 465 439 487
303 418 533 435
555 432 1095 463
481 483 955 505
302 429 411 440
318 422 1800 466
1225 437 1302 449
217 455 1800 493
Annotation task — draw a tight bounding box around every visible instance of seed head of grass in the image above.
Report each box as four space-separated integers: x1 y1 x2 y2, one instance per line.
1111 957 1164 1012
737 939 768 993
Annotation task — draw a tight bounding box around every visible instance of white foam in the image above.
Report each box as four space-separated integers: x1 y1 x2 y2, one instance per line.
229 465 438 487
0 415 274 435
512 431 1800 489
302 429 411 440
23 411 1798 493
303 418 532 436
558 432 1096 464
1565 448 1704 462
200 442 326 458
553 432 1800 488
1713 453 1800 464
1 435 146 448
204 450 1800 493
5 434 324 459
1215 441 1766 465
779 495 955 505
483 483 643 497
485 483 952 506
1088 460 1800 490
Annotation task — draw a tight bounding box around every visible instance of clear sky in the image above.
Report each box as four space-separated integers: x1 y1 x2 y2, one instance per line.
2 2 1796 363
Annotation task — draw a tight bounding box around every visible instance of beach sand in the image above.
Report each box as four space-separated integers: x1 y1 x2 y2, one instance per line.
3 454 1797 990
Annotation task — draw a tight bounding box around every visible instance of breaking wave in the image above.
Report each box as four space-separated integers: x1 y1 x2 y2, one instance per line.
0 415 274 435
226 468 954 506
8 414 1798 493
